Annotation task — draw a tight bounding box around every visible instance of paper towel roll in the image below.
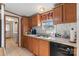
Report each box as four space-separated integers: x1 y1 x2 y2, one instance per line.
70 28 75 42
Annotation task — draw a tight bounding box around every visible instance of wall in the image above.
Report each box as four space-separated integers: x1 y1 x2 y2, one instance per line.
55 23 77 36
77 3 79 56
35 23 76 36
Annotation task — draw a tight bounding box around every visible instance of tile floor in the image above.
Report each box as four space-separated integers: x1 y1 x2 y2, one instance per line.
6 38 34 56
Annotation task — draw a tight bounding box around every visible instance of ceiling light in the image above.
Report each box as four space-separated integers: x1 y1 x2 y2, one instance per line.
37 6 45 13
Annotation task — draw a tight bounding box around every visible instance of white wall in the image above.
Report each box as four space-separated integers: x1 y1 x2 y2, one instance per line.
1 4 5 47
77 3 79 56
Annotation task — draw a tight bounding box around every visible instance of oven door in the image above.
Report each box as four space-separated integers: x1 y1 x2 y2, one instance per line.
50 42 74 56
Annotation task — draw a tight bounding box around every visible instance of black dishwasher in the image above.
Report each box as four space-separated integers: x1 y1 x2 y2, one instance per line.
50 42 74 56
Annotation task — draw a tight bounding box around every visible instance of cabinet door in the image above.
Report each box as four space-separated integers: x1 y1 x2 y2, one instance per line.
48 11 53 19
29 37 33 52
21 36 25 47
32 15 38 27
74 48 77 56
27 37 31 51
63 3 76 23
21 17 29 33
53 5 63 25
28 19 32 31
32 38 39 55
23 36 28 48
39 40 50 56
34 38 39 55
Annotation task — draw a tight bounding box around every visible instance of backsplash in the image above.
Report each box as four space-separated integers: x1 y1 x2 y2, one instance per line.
55 23 77 35
34 23 77 36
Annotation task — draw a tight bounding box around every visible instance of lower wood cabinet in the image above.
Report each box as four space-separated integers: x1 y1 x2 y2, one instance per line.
74 48 77 56
22 36 50 56
22 36 28 48
39 39 50 56
32 38 39 55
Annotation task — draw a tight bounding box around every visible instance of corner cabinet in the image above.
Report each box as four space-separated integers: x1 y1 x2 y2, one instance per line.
63 3 76 23
53 5 63 25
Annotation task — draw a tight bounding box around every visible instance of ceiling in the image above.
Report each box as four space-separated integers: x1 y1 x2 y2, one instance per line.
5 3 55 16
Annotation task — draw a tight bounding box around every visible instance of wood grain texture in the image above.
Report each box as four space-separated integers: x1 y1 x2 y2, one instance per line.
63 3 76 23
53 5 63 25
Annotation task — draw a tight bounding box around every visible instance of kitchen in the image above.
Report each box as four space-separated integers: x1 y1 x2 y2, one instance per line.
21 3 77 56
0 3 77 56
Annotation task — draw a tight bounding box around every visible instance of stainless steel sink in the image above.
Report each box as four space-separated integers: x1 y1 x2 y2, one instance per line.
36 34 51 39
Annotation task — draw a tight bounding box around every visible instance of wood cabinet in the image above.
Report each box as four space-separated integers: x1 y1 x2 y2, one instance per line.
39 39 50 56
40 3 76 25
28 18 32 31
40 10 53 22
30 4 76 27
22 36 50 56
21 16 29 33
63 3 76 23
53 5 63 25
31 14 41 27
32 38 39 55
74 48 77 56
21 16 29 47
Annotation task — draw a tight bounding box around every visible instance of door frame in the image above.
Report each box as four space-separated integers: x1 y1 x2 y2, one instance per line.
4 15 20 47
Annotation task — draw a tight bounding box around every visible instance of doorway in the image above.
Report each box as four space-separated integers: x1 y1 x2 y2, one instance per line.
5 15 19 48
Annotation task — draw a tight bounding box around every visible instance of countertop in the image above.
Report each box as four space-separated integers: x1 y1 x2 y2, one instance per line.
24 34 77 48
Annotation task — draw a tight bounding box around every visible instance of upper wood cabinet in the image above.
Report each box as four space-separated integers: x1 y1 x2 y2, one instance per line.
21 16 29 33
63 3 76 23
31 14 41 27
53 5 63 25
40 10 53 21
28 18 32 31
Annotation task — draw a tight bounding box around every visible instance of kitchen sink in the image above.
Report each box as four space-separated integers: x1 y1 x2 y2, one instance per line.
36 34 51 39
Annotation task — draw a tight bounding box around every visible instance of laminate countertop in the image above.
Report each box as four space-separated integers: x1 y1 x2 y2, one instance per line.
24 34 77 48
